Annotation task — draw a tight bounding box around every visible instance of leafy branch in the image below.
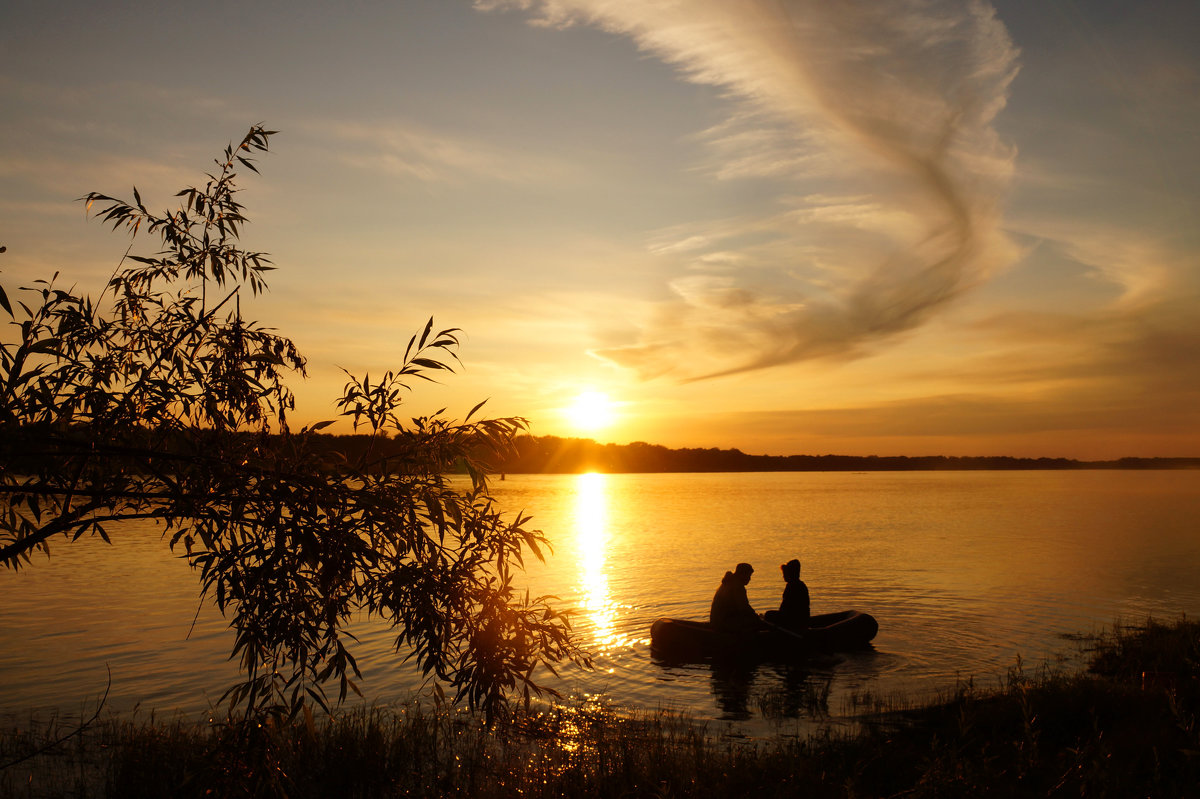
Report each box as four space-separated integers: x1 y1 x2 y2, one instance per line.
0 126 588 724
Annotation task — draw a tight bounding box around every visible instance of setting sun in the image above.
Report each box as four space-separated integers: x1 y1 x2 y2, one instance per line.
564 390 617 433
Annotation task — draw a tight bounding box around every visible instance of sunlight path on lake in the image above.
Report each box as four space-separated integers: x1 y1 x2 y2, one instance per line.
572 472 629 654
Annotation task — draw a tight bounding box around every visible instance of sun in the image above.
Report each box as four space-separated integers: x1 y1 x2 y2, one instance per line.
564 390 617 433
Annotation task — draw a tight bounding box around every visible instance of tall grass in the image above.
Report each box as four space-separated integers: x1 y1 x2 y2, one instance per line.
3 617 1197 798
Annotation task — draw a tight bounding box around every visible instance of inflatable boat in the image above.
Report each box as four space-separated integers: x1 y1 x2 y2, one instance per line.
650 610 878 662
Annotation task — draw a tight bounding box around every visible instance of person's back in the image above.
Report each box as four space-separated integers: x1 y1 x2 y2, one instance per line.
778 577 810 629
709 563 760 631
766 558 810 630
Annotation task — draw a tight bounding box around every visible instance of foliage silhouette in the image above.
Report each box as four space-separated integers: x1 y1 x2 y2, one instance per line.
0 125 587 723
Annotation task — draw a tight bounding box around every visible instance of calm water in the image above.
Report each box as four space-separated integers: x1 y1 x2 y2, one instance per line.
3 471 1199 731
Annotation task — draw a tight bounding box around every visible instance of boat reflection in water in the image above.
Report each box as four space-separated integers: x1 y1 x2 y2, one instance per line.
709 661 819 721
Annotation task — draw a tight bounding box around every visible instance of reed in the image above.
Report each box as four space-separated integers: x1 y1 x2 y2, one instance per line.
2 617 1196 798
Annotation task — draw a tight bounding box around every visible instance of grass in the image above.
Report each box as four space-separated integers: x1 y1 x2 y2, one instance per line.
2 617 1197 798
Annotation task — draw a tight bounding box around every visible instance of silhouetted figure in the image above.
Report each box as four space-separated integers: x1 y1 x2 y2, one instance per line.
764 558 810 631
709 562 764 631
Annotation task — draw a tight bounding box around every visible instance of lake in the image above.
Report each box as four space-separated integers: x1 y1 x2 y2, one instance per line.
2 470 1199 733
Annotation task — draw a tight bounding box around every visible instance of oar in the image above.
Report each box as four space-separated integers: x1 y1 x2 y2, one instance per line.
760 616 808 649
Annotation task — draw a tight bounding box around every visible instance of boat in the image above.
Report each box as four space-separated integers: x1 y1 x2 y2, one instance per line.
650 610 878 662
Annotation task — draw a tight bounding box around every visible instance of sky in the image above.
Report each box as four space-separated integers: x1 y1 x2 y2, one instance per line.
2 0 1199 459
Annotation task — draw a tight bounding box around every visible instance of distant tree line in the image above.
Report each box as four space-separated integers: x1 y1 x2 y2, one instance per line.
112 432 1189 475
16 426 1190 478
485 436 1200 473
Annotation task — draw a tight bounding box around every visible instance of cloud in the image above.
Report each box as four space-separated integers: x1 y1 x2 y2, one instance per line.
321 119 572 185
483 0 1021 380
906 219 1200 445
703 388 1200 458
1036 234 1199 388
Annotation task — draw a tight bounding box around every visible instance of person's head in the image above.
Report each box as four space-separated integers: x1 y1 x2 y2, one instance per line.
734 562 754 585
781 559 801 581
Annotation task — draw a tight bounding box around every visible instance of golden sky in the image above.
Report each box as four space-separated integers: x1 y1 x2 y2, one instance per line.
3 0 1199 458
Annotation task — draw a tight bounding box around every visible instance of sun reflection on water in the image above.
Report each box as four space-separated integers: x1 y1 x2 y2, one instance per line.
573 472 630 654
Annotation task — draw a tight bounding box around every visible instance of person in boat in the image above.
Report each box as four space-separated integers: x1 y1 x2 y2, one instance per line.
763 558 810 631
709 562 766 631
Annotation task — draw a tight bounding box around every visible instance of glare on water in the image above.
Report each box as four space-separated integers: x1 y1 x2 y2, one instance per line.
572 472 627 654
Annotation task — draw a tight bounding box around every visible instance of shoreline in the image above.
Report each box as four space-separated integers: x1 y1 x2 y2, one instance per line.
3 616 1196 797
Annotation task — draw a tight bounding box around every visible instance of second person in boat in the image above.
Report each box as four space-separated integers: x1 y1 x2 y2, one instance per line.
764 558 810 631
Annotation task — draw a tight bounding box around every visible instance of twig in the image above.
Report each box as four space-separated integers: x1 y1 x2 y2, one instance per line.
0 664 112 771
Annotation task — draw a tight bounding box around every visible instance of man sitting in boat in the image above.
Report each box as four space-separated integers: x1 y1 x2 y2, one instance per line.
709 562 766 631
763 558 810 631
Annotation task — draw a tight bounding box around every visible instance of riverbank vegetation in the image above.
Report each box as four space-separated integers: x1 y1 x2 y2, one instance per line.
3 617 1196 797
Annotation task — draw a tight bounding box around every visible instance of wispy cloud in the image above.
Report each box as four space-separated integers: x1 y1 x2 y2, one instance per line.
483 0 1021 380
985 221 1200 386
0 77 252 199
321 119 572 185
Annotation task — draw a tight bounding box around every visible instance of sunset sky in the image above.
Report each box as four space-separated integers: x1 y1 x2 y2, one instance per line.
3 0 1198 459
